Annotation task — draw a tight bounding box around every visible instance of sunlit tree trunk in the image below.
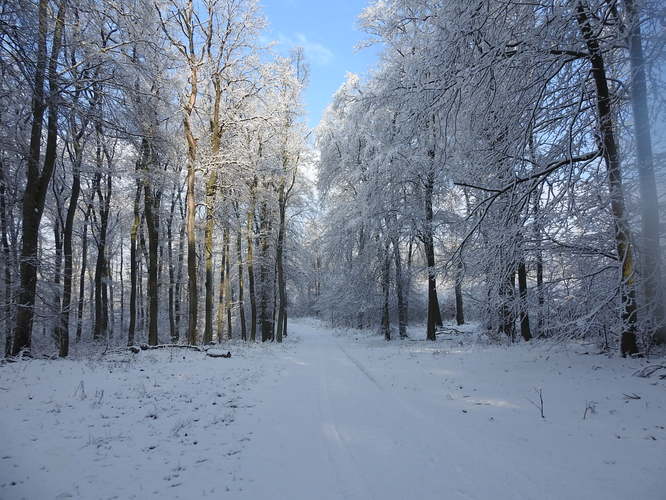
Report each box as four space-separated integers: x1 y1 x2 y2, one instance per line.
577 1 639 356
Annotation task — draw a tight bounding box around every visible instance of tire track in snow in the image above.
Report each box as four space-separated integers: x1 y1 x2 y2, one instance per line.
336 342 384 392
318 341 379 500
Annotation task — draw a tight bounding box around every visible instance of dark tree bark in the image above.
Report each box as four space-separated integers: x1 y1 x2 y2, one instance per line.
405 234 413 326
225 229 233 339
247 180 257 342
393 235 407 338
128 180 141 346
533 194 545 336
455 257 465 326
92 134 112 341
1 163 13 356
142 139 160 346
57 132 84 357
381 240 391 341
276 183 287 343
76 204 91 342
167 190 177 342
517 257 531 341
258 201 273 342
174 204 185 341
236 220 247 341
498 267 516 342
51 202 63 344
120 233 124 331
423 168 443 341
203 176 217 344
12 0 66 355
216 225 228 342
577 1 639 356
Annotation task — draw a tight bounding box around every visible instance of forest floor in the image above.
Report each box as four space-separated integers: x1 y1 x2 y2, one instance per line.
1 318 665 500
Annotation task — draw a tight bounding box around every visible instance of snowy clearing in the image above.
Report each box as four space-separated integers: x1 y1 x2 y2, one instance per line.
1 318 665 500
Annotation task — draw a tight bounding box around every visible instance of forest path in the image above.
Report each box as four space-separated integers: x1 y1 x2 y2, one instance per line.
232 319 664 500
1 319 663 500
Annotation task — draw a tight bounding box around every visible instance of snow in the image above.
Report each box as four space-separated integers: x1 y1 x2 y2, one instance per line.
1 318 665 499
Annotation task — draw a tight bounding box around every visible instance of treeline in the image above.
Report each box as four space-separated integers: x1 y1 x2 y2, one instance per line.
1 0 311 357
315 0 665 355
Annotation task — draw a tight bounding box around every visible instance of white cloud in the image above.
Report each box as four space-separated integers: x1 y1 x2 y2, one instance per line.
276 32 334 66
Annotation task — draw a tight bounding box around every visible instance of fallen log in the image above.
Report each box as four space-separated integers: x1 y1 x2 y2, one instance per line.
129 344 205 353
207 350 232 359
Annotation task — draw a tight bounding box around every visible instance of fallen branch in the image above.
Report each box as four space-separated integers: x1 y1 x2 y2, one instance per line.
633 364 666 378
436 327 465 336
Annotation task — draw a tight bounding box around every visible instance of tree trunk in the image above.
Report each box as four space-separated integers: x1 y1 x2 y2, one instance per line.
393 236 407 338
577 1 639 356
247 182 257 342
498 267 516 342
175 208 185 341
119 233 124 331
625 0 664 344
1 163 13 356
381 241 391 341
276 184 287 343
92 145 112 341
533 191 545 336
236 223 247 341
455 257 465 326
185 147 198 345
517 257 531 341
225 230 233 340
76 204 91 342
128 181 141 346
259 202 273 342
217 225 228 342
57 140 82 357
143 140 160 346
52 213 63 344
183 48 199 345
203 173 217 344
424 169 442 341
12 0 66 355
167 190 177 342
405 235 413 326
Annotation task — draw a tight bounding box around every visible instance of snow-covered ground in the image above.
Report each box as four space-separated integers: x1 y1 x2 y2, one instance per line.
1 318 665 499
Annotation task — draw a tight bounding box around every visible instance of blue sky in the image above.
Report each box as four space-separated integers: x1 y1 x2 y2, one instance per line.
261 0 382 129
